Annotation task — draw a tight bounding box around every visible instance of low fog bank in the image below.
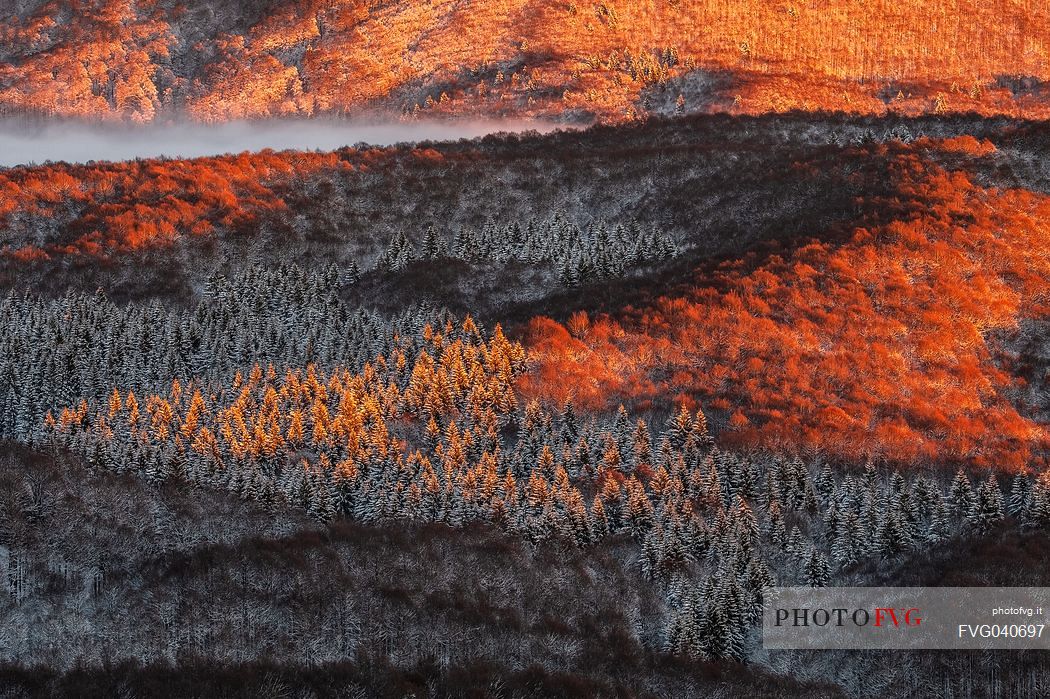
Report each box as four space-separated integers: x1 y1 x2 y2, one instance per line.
0 118 562 167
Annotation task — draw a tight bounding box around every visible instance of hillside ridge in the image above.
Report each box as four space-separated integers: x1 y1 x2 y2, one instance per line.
2 0 1050 122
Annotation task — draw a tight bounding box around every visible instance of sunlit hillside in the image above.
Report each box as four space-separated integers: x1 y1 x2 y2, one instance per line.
1 0 1050 122
524 137 1050 468
5 6 1050 686
1 117 1047 469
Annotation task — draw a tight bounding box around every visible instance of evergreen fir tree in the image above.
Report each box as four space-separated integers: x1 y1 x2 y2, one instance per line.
815 462 835 502
803 548 831 587
833 512 864 566
967 475 1005 532
590 497 610 541
344 260 361 286
1008 473 1031 518
950 470 975 515
421 225 439 259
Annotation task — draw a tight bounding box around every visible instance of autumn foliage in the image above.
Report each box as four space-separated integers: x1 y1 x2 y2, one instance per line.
0 142 485 262
0 149 352 258
62 319 526 472
3 0 1050 122
522 140 1050 469
3 129 1048 469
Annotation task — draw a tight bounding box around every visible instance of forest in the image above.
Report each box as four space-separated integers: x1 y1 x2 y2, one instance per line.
1 11 1050 689
1 116 1047 468
2 0 1050 123
3 259 1050 696
0 246 1048 696
0 111 1048 691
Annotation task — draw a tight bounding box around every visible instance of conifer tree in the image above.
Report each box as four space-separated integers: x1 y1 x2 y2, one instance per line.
967 475 1005 532
833 512 864 566
590 497 610 541
421 225 439 259
803 548 831 587
1027 473 1050 528
1008 473 1031 518
950 470 975 515
765 499 787 545
815 462 835 502
665 405 692 450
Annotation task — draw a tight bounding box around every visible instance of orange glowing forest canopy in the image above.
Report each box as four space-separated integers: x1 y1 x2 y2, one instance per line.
524 138 1050 469
1 0 1050 122
1 133 1048 469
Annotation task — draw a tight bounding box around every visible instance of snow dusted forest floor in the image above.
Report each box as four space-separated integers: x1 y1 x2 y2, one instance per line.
2 443 1050 697
0 444 843 698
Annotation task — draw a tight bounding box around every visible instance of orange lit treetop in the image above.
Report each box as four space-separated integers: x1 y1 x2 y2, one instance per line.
1 128 1048 468
2 0 1050 123
522 139 1050 468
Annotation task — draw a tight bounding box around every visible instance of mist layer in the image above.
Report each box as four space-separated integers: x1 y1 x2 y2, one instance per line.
0 119 559 167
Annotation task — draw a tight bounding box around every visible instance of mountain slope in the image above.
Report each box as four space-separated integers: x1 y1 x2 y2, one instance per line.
0 444 848 697
524 137 1050 467
1 115 1047 468
1 0 1050 122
